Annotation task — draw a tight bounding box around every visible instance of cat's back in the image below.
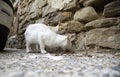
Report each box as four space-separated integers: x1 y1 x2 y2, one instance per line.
25 23 56 40
27 23 49 31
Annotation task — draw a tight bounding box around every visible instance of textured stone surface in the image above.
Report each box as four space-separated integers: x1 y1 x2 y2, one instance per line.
44 12 73 26
58 21 84 33
74 7 98 22
63 0 78 11
85 17 120 30
0 48 120 77
28 0 47 17
103 0 120 17
6 35 19 48
74 32 86 51
48 0 78 11
42 4 57 17
86 27 120 49
80 0 114 9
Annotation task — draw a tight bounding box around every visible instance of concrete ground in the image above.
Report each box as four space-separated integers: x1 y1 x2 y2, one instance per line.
0 48 120 77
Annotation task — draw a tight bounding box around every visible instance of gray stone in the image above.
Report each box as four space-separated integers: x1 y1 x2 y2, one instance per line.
74 7 98 22
103 0 120 17
74 32 86 51
58 20 84 33
42 4 57 17
30 9 42 19
28 0 47 13
48 0 78 11
85 27 120 49
6 35 19 48
28 0 47 18
44 12 73 26
85 17 120 30
79 0 114 9
35 18 45 23
63 0 78 11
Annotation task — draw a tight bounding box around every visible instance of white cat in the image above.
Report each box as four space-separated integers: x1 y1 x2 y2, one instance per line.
24 23 75 54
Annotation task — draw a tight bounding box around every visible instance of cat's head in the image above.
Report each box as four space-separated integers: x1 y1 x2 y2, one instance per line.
57 22 68 34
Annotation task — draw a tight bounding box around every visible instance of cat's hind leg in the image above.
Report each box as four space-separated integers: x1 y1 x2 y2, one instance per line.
26 42 31 53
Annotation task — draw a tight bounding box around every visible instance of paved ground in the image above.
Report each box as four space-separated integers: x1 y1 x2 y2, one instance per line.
0 48 120 77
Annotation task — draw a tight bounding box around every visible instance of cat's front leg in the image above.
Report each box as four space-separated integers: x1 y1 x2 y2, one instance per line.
41 49 47 54
39 41 47 54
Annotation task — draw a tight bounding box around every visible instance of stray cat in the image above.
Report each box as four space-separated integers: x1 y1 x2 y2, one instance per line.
24 23 75 54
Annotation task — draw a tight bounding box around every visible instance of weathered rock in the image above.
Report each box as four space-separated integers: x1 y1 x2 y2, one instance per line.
44 12 73 26
74 7 99 22
80 0 114 9
85 27 120 49
28 0 45 15
35 18 45 23
6 35 19 48
63 0 78 11
48 0 78 11
103 0 120 17
85 17 120 30
42 4 57 17
74 32 86 51
58 20 84 33
29 9 42 19
20 4 27 16
28 0 47 14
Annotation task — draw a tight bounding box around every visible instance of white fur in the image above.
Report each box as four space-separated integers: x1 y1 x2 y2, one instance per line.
24 23 69 53
48 25 59 33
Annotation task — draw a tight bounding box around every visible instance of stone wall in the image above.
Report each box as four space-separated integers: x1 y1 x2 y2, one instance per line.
7 0 120 52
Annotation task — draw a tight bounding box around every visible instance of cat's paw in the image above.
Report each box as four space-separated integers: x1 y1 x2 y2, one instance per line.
26 50 34 53
41 50 47 54
26 50 30 53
